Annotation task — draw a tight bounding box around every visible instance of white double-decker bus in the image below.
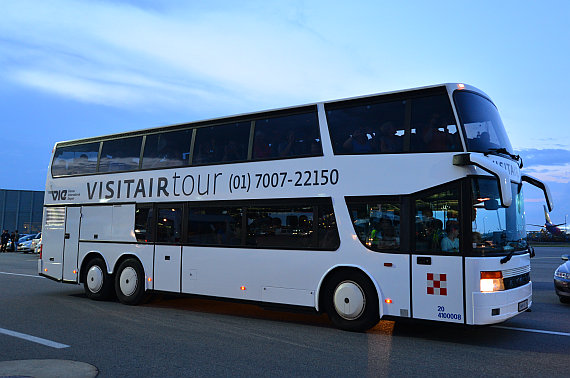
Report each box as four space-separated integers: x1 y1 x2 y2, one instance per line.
40 83 552 331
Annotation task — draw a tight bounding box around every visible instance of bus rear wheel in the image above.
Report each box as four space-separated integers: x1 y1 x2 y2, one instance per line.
84 257 114 301
115 258 147 305
324 271 380 332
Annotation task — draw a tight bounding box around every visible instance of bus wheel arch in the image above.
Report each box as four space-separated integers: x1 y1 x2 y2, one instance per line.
114 256 148 305
81 253 114 301
318 266 381 332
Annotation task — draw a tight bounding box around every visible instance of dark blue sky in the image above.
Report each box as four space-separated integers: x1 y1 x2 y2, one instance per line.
1 0 569 229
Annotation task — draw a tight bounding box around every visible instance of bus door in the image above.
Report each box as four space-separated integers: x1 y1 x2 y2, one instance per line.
410 185 464 323
40 206 80 282
153 205 183 293
61 207 81 282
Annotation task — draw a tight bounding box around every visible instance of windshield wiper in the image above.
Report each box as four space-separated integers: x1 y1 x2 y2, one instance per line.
500 245 534 264
485 148 523 168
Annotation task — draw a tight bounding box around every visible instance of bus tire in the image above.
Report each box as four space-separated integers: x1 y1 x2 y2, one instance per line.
84 257 114 301
324 271 380 332
115 258 147 305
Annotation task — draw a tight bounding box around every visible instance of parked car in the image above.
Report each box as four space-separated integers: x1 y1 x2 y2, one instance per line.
31 232 41 251
34 238 42 254
554 254 570 303
17 234 36 253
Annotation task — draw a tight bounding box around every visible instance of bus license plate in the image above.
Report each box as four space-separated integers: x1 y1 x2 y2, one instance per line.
518 299 528 312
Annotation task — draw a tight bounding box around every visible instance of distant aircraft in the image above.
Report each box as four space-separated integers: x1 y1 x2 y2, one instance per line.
528 205 566 236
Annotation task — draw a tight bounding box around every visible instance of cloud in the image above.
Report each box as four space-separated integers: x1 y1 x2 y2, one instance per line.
517 148 570 167
516 148 570 184
0 0 374 112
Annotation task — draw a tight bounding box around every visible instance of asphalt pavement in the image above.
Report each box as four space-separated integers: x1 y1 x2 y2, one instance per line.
0 246 569 377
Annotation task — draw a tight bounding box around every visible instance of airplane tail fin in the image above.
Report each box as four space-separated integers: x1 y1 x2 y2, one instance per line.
544 205 553 224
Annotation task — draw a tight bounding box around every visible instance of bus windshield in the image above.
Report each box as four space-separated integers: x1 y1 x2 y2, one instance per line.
471 178 527 255
454 91 514 155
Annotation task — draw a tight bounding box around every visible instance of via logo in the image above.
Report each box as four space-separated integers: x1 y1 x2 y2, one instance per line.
50 190 68 201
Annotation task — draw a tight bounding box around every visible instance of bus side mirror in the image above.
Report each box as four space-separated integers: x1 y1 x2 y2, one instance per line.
484 199 499 211
521 174 554 212
453 153 512 208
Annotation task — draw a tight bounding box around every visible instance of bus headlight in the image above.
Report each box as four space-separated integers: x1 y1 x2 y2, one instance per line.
480 271 505 292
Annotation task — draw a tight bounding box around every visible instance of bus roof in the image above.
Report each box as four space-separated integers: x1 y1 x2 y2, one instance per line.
54 82 488 148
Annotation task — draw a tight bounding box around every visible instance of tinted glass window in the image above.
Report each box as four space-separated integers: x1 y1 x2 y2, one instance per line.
415 185 460 253
142 129 192 169
52 142 100 176
157 206 182 243
317 204 340 250
347 199 400 251
454 91 514 154
193 122 250 165
410 95 461 153
252 112 321 160
135 206 154 242
99 136 143 173
187 207 243 246
471 179 527 255
327 100 406 154
246 205 314 248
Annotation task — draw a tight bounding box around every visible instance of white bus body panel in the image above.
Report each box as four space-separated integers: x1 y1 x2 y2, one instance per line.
39 207 66 280
62 207 80 282
465 254 532 324
154 245 182 292
179 234 412 317
411 255 464 323
80 205 136 242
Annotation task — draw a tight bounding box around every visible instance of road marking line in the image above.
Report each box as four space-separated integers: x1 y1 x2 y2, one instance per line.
493 325 570 337
0 327 70 349
0 271 43 279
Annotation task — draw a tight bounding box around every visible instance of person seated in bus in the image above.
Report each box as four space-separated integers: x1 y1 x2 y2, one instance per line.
441 220 460 252
378 121 403 153
427 218 444 250
379 218 397 248
278 130 299 157
343 127 375 153
222 140 245 162
411 113 448 152
253 131 273 159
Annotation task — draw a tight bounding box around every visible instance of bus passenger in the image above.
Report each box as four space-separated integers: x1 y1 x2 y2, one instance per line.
378 122 403 153
441 220 460 252
343 127 374 153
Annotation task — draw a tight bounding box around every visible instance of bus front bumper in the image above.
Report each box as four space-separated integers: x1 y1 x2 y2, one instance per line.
472 282 532 324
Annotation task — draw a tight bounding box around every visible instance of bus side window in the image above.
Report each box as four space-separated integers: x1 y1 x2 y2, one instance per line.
317 204 340 250
187 207 243 246
99 136 143 173
134 206 154 242
246 205 315 248
252 112 321 160
326 99 405 155
142 129 192 169
193 122 249 165
346 198 400 251
156 206 183 243
52 142 99 176
415 185 460 253
409 95 461 153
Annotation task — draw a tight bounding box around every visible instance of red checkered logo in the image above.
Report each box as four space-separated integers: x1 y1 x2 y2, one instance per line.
427 273 447 296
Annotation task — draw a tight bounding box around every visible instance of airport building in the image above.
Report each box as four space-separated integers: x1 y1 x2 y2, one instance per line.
0 189 44 235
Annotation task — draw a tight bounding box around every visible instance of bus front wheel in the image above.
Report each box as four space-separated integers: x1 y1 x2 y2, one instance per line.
324 271 379 332
115 258 147 305
84 257 114 301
